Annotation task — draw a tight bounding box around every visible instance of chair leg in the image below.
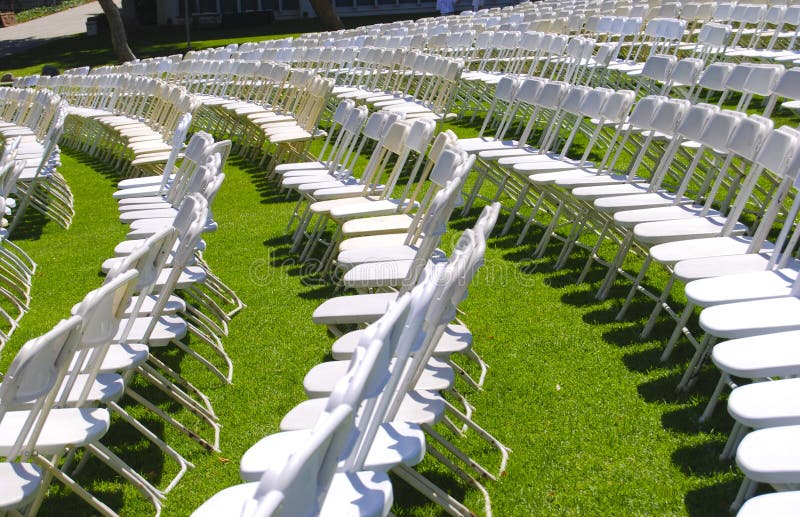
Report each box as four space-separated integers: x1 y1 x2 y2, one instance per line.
391 464 476 517
699 372 731 424
730 477 757 512
721 422 748 461
677 335 717 392
640 271 677 339
616 254 652 321
107 400 195 493
576 221 609 285
662 301 696 362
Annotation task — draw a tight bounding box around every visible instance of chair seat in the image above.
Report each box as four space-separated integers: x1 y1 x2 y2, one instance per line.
310 196 380 215
297 178 358 195
648 236 768 265
124 294 186 316
738 491 800 517
280 168 333 180
478 148 542 161
572 183 655 201
338 233 422 253
728 378 800 429
343 256 447 289
115 314 187 347
337 244 444 270
332 323 471 360
96 343 150 373
554 173 642 189
120 207 178 224
281 390 444 431
274 160 330 173
615 206 717 228
499 153 583 168
52 373 125 406
685 268 797 306
330 199 411 222
712 331 800 379
525 168 602 185
457 137 520 154
118 201 171 213
191 470 392 517
239 421 425 482
737 425 800 484
0 462 42 511
303 357 453 398
635 216 746 246
593 193 690 213
281 174 335 188
508 159 582 174
312 292 398 326
675 253 791 283
699 296 800 339
341 214 414 238
113 181 170 198
117 194 169 206
0 408 110 455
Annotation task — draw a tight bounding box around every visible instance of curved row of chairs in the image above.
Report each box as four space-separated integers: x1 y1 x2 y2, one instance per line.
0 87 72 232
195 106 512 514
0 128 246 516
28 74 199 178
8 0 800 514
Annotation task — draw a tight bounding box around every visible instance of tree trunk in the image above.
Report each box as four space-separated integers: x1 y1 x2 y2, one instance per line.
97 0 137 62
120 0 139 31
307 0 344 31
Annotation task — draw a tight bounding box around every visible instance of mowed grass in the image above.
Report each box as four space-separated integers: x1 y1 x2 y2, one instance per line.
4 22 792 514
0 114 749 516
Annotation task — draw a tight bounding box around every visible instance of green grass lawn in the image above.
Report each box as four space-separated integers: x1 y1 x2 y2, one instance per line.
0 121 750 516
2 24 792 516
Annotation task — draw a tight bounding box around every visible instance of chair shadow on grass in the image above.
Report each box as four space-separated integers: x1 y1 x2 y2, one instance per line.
621 345 675 373
673 439 733 478
35 474 127 517
684 479 741 517
11 148 117 242
228 156 293 205
65 148 125 186
8 206 50 242
102 407 168 486
389 466 469 514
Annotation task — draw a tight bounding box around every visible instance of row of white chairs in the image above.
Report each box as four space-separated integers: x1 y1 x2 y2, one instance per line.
0 87 73 233
0 125 247 515
0 139 36 350
195 115 511 513
28 74 198 178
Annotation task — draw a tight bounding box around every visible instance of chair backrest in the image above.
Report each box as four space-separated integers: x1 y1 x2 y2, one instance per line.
401 150 473 292
249 404 354 516
130 195 208 345
670 58 703 88
64 269 140 407
388 205 497 420
0 316 83 460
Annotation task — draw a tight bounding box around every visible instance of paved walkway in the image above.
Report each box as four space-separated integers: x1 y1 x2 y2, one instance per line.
0 0 120 58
